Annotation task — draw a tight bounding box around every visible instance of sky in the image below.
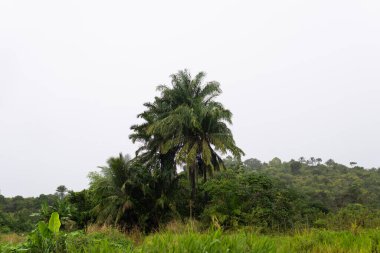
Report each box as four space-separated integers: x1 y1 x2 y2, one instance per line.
1 0 380 197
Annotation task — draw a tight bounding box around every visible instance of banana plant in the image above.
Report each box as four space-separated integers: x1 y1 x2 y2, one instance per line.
27 212 62 252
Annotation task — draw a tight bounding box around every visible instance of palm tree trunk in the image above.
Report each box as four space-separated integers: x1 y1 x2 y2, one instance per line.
189 163 196 202
188 163 197 219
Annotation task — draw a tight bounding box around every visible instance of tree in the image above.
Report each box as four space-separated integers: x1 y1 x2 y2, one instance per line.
88 153 176 231
308 157 316 166
223 156 244 171
56 185 68 200
244 158 263 170
350 162 358 168
89 154 136 226
269 157 282 167
325 159 336 167
130 70 244 210
67 190 94 229
316 158 323 165
290 160 302 174
202 169 301 230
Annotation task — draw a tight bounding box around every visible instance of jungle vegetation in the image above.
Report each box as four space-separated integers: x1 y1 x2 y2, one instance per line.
1 70 380 252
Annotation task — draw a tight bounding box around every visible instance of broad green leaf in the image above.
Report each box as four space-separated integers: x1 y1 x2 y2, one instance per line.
48 212 61 234
38 221 50 237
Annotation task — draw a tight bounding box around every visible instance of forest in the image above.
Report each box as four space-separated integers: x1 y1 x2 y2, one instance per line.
1 70 380 252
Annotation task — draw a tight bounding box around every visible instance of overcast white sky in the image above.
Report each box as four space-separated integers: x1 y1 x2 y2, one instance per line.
1 1 380 197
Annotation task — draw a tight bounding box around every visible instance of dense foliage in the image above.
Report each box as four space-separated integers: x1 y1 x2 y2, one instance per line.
2 156 380 235
254 158 380 211
0 194 57 233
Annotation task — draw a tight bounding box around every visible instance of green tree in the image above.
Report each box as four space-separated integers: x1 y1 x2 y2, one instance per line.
56 185 68 200
243 158 263 170
290 160 302 174
269 157 282 167
130 70 244 210
202 169 301 230
309 157 316 166
89 154 136 226
67 190 94 229
325 159 336 167
88 153 176 231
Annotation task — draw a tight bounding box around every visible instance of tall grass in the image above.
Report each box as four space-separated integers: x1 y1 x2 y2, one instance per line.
1 229 380 252
140 229 380 253
0 233 25 245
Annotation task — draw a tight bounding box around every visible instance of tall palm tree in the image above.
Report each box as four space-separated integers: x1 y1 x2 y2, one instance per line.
131 70 244 206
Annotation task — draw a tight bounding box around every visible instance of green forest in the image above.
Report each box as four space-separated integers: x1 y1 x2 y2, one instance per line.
1 70 380 252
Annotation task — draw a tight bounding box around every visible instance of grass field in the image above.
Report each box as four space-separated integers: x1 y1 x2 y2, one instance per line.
1 228 380 252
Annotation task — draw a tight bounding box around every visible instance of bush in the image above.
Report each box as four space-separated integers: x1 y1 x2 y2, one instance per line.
201 170 302 231
315 204 380 230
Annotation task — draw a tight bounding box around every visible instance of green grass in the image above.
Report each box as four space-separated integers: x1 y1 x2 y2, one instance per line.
139 230 380 253
1 229 380 252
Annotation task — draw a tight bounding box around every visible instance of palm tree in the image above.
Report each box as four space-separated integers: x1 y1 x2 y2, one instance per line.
131 70 244 208
309 157 316 166
56 185 68 200
89 153 150 227
89 153 182 230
